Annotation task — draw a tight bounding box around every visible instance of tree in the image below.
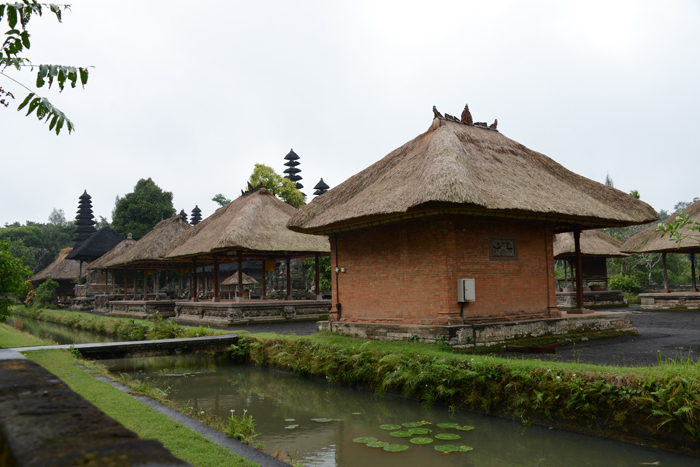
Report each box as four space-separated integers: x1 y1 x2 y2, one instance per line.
629 190 640 199
604 172 614 188
1 1 89 134
0 240 31 322
111 178 175 239
212 193 231 209
248 163 305 208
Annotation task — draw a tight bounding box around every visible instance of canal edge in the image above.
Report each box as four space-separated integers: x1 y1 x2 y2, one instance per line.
92 375 290 467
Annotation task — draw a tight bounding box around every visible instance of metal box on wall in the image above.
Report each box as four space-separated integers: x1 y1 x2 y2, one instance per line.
457 278 475 302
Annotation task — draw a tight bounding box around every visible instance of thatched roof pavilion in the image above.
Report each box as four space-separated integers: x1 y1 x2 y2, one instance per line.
164 187 329 301
554 230 628 259
87 234 137 271
622 200 700 292
66 227 124 262
289 118 657 235
288 106 659 326
30 247 84 296
221 272 257 286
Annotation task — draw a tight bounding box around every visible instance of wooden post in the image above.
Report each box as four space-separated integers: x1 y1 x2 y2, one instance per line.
154 267 160 300
192 258 199 302
143 268 148 301
177 268 181 300
286 256 292 301
662 252 670 293
133 268 137 300
570 229 586 314
237 252 244 302
691 252 698 293
78 261 83 286
563 260 568 289
123 269 128 300
315 254 321 300
213 255 220 302
261 259 267 300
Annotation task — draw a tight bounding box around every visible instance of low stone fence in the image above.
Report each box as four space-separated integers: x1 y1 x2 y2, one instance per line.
639 292 700 311
0 350 189 466
319 311 636 349
173 300 331 326
108 300 178 318
556 290 626 309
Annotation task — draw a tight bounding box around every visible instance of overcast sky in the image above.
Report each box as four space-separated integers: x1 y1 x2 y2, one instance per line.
2 0 699 227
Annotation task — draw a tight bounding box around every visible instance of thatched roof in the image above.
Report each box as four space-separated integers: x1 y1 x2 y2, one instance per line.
288 115 659 235
87 235 137 270
66 227 124 262
621 200 700 254
100 214 191 268
554 230 628 258
164 188 329 260
30 247 84 282
220 272 258 286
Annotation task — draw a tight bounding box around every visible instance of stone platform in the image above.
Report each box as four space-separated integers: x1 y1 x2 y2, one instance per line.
639 292 700 311
318 311 636 350
556 290 626 309
108 300 178 319
173 299 332 326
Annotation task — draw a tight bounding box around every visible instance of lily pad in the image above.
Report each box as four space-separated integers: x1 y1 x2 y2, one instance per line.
389 431 412 438
311 418 335 423
408 428 432 435
459 446 473 452
367 441 390 448
435 433 461 440
402 422 423 428
456 425 475 431
383 444 409 452
379 424 402 430
284 419 295 422
352 412 361 415
409 437 434 445
436 423 460 429
284 425 298 429
352 437 377 443
435 445 460 452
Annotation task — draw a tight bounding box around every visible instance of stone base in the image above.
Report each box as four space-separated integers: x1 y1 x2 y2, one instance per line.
639 292 700 311
93 294 123 312
108 300 177 319
318 311 636 349
556 290 627 309
173 300 332 326
70 296 96 311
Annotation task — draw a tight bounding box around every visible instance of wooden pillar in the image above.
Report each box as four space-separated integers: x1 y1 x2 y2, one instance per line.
570 229 586 314
192 258 199 302
78 261 83 286
132 268 138 300
286 256 292 301
563 260 569 288
177 268 181 300
213 255 220 302
261 259 267 300
691 252 698 293
123 269 128 300
315 254 321 300
237 252 244 302
143 268 149 301
154 267 160 300
662 252 670 293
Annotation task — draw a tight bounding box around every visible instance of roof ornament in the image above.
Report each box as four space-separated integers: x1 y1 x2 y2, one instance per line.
313 178 330 196
432 103 498 132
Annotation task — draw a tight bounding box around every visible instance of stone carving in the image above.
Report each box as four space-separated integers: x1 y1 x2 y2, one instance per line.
492 240 515 257
432 105 443 118
283 306 295 319
226 308 243 322
489 119 498 129
460 104 473 125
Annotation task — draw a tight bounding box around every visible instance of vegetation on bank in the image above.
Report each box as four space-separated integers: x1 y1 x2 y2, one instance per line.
230 333 700 452
0 325 257 467
12 307 230 340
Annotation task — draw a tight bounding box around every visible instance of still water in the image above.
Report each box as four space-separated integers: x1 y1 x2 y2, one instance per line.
7 315 120 345
105 355 697 467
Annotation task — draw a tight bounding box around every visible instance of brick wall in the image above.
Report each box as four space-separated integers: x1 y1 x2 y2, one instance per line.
330 215 559 324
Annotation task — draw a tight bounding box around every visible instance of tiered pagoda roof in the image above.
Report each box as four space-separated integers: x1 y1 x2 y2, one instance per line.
71 190 97 245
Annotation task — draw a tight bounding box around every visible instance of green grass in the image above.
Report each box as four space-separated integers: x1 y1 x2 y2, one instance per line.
1 324 257 467
0 321 55 348
12 306 232 340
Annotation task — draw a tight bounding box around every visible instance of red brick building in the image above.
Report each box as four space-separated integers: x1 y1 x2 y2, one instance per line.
288 106 658 329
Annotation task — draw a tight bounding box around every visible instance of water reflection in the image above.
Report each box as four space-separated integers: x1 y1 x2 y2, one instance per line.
105 355 697 467
7 315 120 345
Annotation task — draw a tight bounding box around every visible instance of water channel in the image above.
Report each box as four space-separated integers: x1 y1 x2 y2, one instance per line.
7 315 120 345
7 315 698 466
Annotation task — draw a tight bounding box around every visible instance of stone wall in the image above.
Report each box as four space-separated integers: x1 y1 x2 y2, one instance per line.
174 300 331 326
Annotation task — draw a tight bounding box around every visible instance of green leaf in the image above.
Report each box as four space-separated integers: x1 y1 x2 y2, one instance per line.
379 424 401 430
352 437 377 444
401 422 423 428
49 4 63 23
434 444 460 452
20 30 29 49
367 441 389 448
383 444 409 452
459 446 473 452
17 92 34 111
435 433 461 440
36 64 48 87
409 437 433 444
79 67 88 86
389 431 411 438
436 423 460 429
26 96 40 116
455 425 475 431
408 428 432 435
7 6 17 29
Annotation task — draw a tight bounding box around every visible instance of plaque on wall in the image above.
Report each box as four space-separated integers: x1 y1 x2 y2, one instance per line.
489 234 518 261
